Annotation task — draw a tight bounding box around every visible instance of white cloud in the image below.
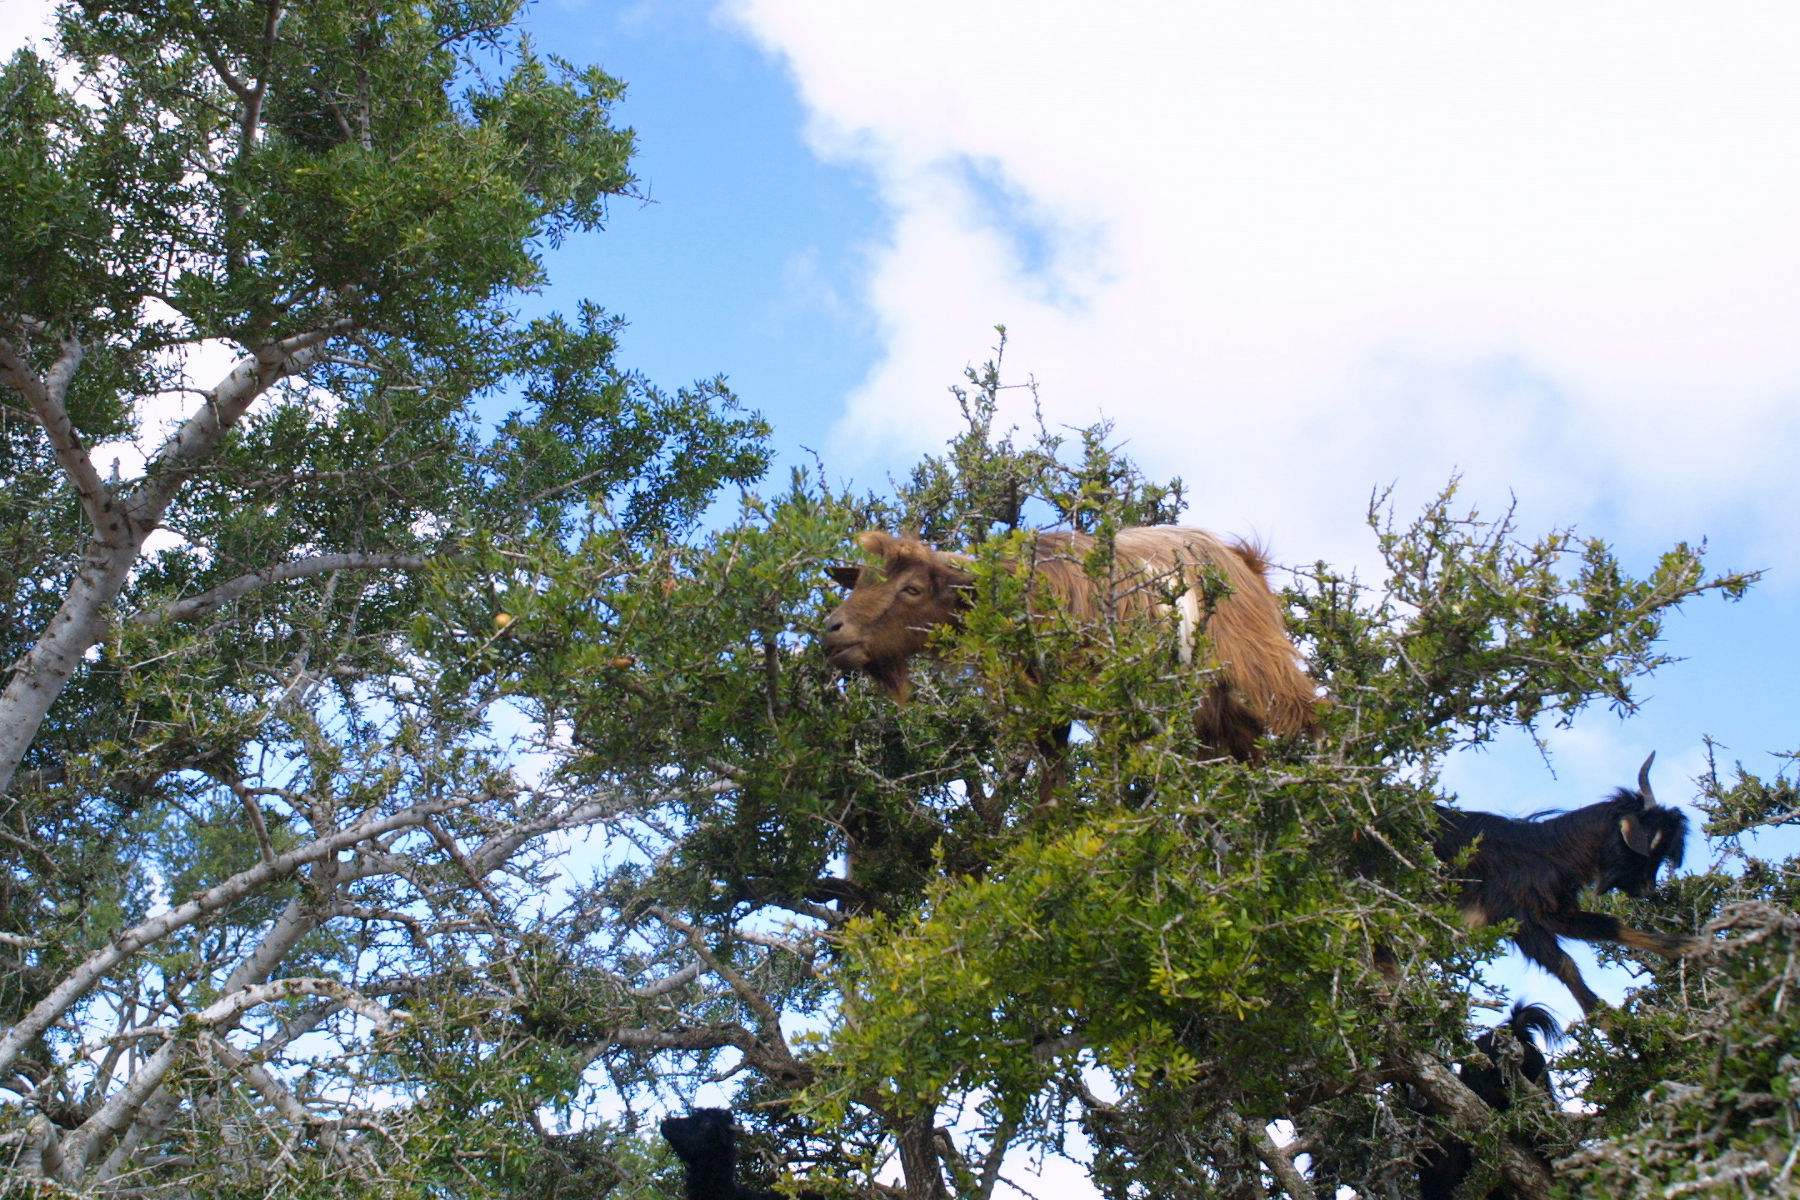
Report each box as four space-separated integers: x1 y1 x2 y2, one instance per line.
0 0 57 59
718 18 1799 1089
726 1 1800 576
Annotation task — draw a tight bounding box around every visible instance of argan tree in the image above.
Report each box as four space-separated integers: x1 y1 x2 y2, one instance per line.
0 1 766 1192
486 360 1777 1199
5 4 1797 1197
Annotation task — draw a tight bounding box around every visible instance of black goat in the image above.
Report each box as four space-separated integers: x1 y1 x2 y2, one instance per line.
660 1108 818 1200
1434 753 1690 1015
1418 1003 1561 1200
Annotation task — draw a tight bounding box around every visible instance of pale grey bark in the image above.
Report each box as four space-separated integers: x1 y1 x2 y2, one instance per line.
0 332 102 522
48 981 396 1182
129 552 430 626
38 905 331 1180
0 791 475 1079
52 1039 180 1182
21 776 734 1185
0 324 348 800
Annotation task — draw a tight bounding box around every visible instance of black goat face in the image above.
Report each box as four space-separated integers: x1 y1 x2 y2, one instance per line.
661 1108 735 1164
1596 800 1688 899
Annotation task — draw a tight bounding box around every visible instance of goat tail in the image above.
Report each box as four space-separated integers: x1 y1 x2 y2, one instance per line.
1226 535 1273 577
1507 1002 1562 1049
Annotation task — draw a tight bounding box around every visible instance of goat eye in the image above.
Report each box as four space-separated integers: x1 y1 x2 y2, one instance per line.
901 583 924 597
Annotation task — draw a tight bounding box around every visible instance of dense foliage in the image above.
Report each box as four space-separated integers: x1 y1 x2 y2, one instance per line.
3 5 1797 1198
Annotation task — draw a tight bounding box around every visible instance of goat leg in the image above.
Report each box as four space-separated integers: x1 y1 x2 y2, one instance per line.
1553 910 1694 960
1033 722 1072 810
1513 926 1603 1015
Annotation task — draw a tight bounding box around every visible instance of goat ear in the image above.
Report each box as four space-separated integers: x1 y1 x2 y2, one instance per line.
935 561 976 592
856 530 900 557
825 565 863 591
1618 815 1657 856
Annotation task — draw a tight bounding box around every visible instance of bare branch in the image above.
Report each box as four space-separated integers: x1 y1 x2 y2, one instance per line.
0 324 357 801
1386 1051 1555 1200
604 1024 765 1055
731 927 821 973
0 331 108 529
194 978 400 1036
55 1038 181 1183
132 323 350 521
422 817 506 915
629 959 704 998
230 781 276 864
129 553 429 626
191 23 254 103
1229 1111 1315 1200
17 1115 65 1181
201 1034 356 1168
0 791 484 1078
462 780 736 880
649 906 811 1085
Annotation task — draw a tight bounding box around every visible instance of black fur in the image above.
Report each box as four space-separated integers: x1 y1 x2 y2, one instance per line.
1433 754 1690 1014
660 1108 819 1200
1418 1004 1560 1200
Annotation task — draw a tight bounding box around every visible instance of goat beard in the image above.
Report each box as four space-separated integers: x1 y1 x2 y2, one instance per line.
864 658 912 704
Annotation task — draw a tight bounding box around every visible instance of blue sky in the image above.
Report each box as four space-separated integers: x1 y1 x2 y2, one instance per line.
527 1 1800 1031
526 4 1798 792
8 0 1800 1182
515 1 886 451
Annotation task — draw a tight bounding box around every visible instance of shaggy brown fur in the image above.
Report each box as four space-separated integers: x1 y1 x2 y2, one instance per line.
822 527 1323 760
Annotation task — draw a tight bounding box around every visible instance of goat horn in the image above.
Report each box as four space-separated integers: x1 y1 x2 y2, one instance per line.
1637 752 1658 807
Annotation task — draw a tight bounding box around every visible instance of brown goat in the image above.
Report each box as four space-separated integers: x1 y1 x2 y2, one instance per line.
822 527 1322 760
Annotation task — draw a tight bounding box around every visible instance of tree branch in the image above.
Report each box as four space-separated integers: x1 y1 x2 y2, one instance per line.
462 780 736 879
0 331 107 529
1228 1111 1315 1200
0 791 480 1078
55 1038 180 1183
201 1033 358 1170
132 323 350 522
1386 1050 1555 1200
628 959 705 999
129 553 429 626
649 906 811 1085
192 978 400 1036
0 323 354 801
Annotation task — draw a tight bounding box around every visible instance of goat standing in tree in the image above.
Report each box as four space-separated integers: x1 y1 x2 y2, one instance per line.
822 527 1322 761
661 1108 820 1200
1434 754 1692 1015
1417 1003 1561 1200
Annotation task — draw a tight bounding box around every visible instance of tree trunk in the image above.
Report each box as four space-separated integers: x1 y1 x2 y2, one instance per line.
895 1107 948 1200
0 328 340 799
